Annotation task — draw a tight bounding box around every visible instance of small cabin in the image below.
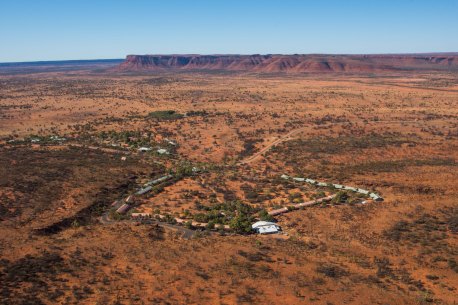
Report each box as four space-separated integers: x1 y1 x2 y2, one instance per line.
125 195 135 204
116 203 131 214
344 186 357 192
157 148 169 155
357 189 369 195
370 193 384 201
135 186 152 195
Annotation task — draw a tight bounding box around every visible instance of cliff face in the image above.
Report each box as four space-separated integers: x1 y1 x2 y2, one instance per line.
115 54 458 73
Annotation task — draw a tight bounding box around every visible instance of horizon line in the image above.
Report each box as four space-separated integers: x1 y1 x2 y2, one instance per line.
1 52 458 65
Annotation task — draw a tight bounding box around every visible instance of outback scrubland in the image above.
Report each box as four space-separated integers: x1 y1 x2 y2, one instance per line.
0 65 457 305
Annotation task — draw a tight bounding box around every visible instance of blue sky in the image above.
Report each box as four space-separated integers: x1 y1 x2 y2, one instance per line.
0 0 457 62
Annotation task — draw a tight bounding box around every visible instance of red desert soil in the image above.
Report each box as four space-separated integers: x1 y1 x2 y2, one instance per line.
0 62 457 305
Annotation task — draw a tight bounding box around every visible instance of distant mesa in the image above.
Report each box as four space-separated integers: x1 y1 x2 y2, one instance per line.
114 54 458 73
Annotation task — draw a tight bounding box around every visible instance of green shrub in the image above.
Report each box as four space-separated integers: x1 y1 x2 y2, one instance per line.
259 209 274 222
148 110 183 120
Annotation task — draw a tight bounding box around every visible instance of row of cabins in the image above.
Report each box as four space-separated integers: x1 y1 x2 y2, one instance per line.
112 194 135 214
281 175 383 201
129 208 280 235
113 175 174 215
135 186 153 196
134 174 173 197
130 212 232 230
144 174 173 187
268 194 335 216
29 136 67 143
138 147 170 155
131 214 281 234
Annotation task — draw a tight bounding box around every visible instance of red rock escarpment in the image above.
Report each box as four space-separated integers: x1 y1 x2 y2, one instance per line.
115 54 458 73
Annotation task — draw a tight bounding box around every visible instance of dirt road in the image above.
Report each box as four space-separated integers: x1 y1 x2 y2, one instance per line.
237 118 426 166
238 127 309 165
151 221 197 239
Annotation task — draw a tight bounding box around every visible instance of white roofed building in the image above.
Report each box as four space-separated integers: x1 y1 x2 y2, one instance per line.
252 221 281 234
157 148 169 155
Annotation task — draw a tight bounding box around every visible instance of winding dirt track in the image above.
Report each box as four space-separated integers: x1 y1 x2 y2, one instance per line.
238 127 308 165
237 118 428 166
